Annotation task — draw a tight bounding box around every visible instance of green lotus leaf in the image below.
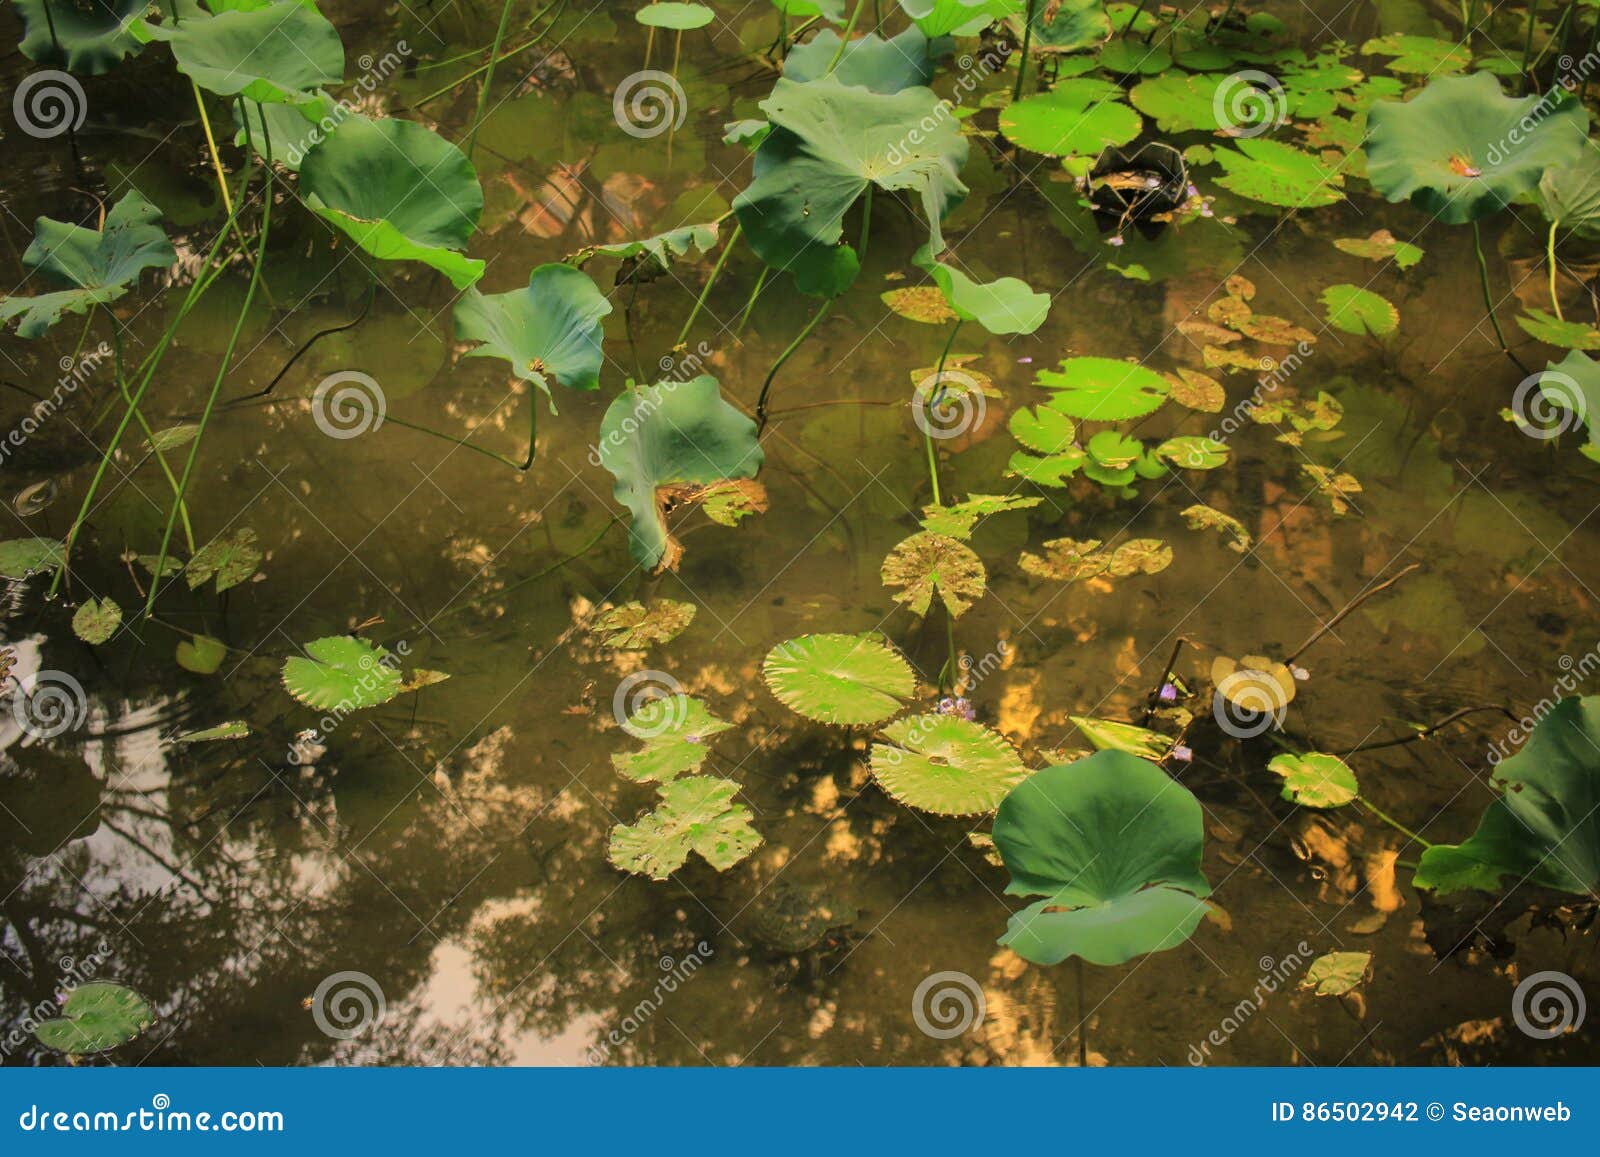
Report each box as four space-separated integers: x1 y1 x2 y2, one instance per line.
911 246 1049 334
15 0 147 74
587 222 721 272
612 694 732 782
1359 34 1469 75
881 531 987 618
1539 147 1600 242
871 714 1029 815
1035 356 1170 420
139 2 343 103
598 376 765 571
1332 228 1423 268
1267 751 1358 808
33 983 154 1053
918 493 1041 539
184 527 262 593
233 95 334 170
1214 137 1345 207
1321 284 1398 336
0 191 175 338
1417 696 1600 896
634 1 714 29
455 263 611 401
903 0 1019 37
763 632 914 725
772 0 847 20
1069 715 1173 760
176 634 227 675
1516 308 1600 350
1365 72 1588 225
994 751 1211 966
593 599 697 649
1526 349 1600 458
0 537 66 579
300 114 485 288
733 75 967 294
1128 72 1228 133
281 635 403 711
608 775 762 879
1000 79 1142 158
72 597 122 645
1004 0 1108 54
785 26 939 93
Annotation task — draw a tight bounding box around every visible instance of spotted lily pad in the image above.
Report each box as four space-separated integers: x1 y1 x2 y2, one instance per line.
613 694 732 782
882 285 958 324
871 715 1029 815
1035 356 1171 420
919 494 1042 540
1162 368 1225 412
0 537 66 579
72 598 121 645
1181 503 1252 552
1332 229 1423 269
1267 752 1359 808
1300 950 1371 995
1321 284 1398 336
763 633 914 725
881 532 987 618
1302 463 1363 514
1020 537 1172 582
282 636 403 711
609 776 761 880
1156 435 1230 470
184 528 262 593
593 600 698 649
33 983 154 1054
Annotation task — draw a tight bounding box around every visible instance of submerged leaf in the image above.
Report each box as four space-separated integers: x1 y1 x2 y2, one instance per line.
1301 950 1372 995
1181 503 1253 552
608 776 762 879
871 714 1029 815
176 635 227 675
33 983 154 1054
1515 308 1600 350
184 528 262 593
593 600 698 649
919 494 1042 540
1332 228 1423 269
1301 463 1363 514
763 633 914 725
171 720 250 744
1020 537 1172 582
881 285 958 324
881 532 987 618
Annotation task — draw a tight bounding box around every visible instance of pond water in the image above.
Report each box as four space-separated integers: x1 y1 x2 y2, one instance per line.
2 0 1599 1067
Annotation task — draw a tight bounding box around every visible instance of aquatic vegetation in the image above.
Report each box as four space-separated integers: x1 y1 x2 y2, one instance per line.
763 633 915 725
871 713 1027 814
281 636 406 711
32 983 155 1055
592 600 698 650
613 695 732 782
607 776 763 880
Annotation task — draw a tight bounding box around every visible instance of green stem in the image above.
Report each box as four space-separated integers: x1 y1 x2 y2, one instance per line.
466 0 518 158
411 0 564 106
675 222 742 347
1012 0 1036 100
380 414 534 471
1521 0 1541 93
856 184 873 265
920 319 962 508
827 0 868 72
102 310 195 553
756 299 833 431
1355 797 1435 850
1471 220 1528 372
737 266 769 331
1549 221 1565 320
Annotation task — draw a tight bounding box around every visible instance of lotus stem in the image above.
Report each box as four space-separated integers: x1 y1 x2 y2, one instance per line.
1075 957 1089 1068
1470 220 1530 372
1284 562 1419 665
827 0 869 72
920 319 962 508
1521 0 1541 94
379 413 535 471
145 109 275 614
756 299 832 431
738 266 769 331
1012 0 1036 100
1549 221 1565 319
1354 797 1434 850
466 0 518 158
101 310 195 553
675 222 742 347
192 81 233 219
412 0 565 105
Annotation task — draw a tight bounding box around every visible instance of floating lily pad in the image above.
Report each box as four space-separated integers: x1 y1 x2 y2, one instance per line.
1003 0 1110 53
1332 228 1423 269
882 285 959 324
455 263 611 401
1009 404 1077 454
1128 72 1228 133
33 983 154 1054
1162 368 1225 412
184 527 262 593
1181 503 1252 552
1267 751 1358 808
1360 34 1469 75
763 633 913 725
994 752 1211 966
919 494 1042 539
608 775 762 880
1156 435 1230 469
1034 356 1171 420
1000 80 1142 159
1300 950 1371 995
176 634 227 675
0 537 65 579
593 600 698 649
881 532 987 618
1302 463 1363 514
281 636 402 711
1321 284 1398 336
139 2 344 103
1516 309 1600 350
72 598 121 645
634 2 714 29
871 714 1029 815
1020 536 1172 582
1214 138 1345 207
613 694 732 782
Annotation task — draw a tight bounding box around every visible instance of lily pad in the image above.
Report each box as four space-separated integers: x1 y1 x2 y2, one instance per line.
139 2 344 104
281 635 403 711
919 494 1042 539
994 751 1212 966
1360 34 1469 75
1162 368 1225 412
609 776 762 880
871 714 1029 815
184 527 262 593
1034 356 1171 420
882 285 959 324
785 26 939 93
1128 72 1228 133
881 532 987 618
300 115 485 288
1300 950 1372 995
72 598 122 645
763 633 913 725
455 263 612 401
912 246 1050 335
1000 80 1142 159
1364 72 1588 224
33 983 154 1054
1004 0 1111 55
1009 403 1077 454
613 694 732 782
0 537 66 579
1213 138 1345 207
176 634 227 675
1516 309 1600 350
15 0 147 74
1020 536 1172 582
0 191 175 339
1181 503 1252 552
1155 435 1230 469
597 376 764 571
593 600 698 649
1267 751 1359 808
1321 284 1398 336
634 2 714 29
1332 228 1423 269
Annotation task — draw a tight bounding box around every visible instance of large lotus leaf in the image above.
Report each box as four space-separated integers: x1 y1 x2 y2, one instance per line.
608 776 762 880
772 0 847 19
15 0 147 74
138 2 343 103
597 376 765 571
904 0 1020 38
1417 696 1600 896
763 632 913 725
733 76 968 294
1539 149 1600 239
454 263 611 402
281 635 403 711
589 222 721 270
994 751 1211 966
1365 72 1588 224
871 714 1029 815
33 983 154 1053
1034 356 1170 420
785 26 940 93
300 115 485 288
1004 0 1108 54
911 246 1048 335
1530 349 1600 459
999 79 1141 158
233 94 335 170
0 191 175 339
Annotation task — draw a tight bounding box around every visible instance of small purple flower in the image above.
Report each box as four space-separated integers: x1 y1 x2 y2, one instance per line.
1199 205 1214 218
1170 745 1194 763
1158 682 1179 703
1017 356 1033 364
937 697 976 721
1107 235 1126 247
686 734 702 744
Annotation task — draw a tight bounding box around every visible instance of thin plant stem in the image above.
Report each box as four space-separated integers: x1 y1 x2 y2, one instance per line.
466 0 518 158
1013 0 1036 100
1549 221 1565 320
737 266 769 330
1284 563 1419 666
1075 957 1089 1068
675 222 742 346
192 81 233 219
102 310 195 552
1521 0 1541 93
411 0 565 105
1355 797 1434 849
1338 704 1517 756
756 299 832 431
380 414 534 471
1470 220 1529 372
920 319 962 508
827 0 869 71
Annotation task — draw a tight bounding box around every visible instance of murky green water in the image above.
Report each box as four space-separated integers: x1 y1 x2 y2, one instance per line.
3 0 1599 1066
